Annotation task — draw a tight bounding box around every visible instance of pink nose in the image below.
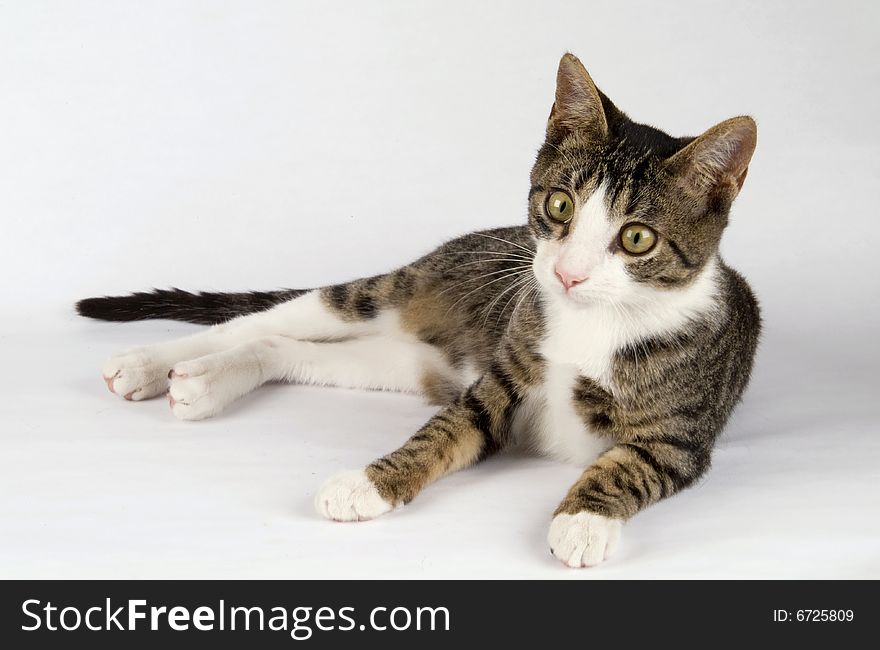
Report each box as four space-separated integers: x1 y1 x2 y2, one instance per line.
555 267 587 290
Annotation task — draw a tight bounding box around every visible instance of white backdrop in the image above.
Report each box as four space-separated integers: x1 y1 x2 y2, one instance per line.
1 0 878 578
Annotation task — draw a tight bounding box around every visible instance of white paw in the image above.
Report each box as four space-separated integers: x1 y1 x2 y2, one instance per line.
548 512 622 568
102 348 169 401
315 470 394 522
166 358 231 421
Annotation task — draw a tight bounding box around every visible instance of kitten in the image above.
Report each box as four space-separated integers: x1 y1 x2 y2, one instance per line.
77 53 760 567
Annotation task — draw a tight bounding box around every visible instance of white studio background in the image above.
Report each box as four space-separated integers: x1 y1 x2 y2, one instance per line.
1 0 878 578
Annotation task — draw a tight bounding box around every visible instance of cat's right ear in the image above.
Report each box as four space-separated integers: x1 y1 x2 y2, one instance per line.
547 53 608 143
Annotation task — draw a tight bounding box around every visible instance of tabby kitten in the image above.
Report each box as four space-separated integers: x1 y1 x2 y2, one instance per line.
77 54 760 567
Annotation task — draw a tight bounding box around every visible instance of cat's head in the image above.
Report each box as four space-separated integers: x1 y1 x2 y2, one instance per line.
529 53 756 306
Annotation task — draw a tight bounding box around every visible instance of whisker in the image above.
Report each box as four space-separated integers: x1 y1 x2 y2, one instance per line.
455 257 538 269
429 250 535 262
472 232 536 257
435 265 532 298
524 283 542 320
481 274 528 321
444 269 533 318
483 274 534 329
494 276 535 328
526 281 540 306
510 279 537 323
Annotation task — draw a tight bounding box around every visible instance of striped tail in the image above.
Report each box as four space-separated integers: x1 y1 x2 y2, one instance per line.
75 288 307 326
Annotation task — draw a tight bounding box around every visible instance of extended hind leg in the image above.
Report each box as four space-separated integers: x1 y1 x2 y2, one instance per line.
167 333 459 420
102 278 407 401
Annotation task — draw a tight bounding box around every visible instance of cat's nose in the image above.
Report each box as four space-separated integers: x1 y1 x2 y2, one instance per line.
555 266 587 290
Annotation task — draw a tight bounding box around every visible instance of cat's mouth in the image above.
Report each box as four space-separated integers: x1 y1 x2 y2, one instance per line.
552 283 622 307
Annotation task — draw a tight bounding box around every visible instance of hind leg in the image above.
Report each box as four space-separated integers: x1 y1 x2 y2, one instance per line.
102 288 397 401
167 333 459 420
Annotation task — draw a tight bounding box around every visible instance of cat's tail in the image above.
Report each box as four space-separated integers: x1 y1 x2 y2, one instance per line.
75 288 308 326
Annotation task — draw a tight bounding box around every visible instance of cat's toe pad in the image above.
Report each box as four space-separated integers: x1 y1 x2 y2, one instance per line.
548 512 622 568
315 470 394 522
102 349 168 401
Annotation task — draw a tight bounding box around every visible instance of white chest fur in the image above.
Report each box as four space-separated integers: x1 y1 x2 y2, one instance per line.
517 261 720 466
516 362 614 465
516 301 623 465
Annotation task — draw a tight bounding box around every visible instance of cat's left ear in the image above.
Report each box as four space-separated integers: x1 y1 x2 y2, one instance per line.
665 116 757 195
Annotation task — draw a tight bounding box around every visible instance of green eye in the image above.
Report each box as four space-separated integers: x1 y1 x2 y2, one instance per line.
620 223 657 255
546 190 574 223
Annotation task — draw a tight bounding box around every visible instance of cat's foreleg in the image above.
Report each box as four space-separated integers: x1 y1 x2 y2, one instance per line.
315 367 522 521
548 437 710 567
167 334 456 420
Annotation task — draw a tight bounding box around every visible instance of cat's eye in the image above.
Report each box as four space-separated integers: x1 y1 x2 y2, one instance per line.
619 223 657 255
545 190 575 223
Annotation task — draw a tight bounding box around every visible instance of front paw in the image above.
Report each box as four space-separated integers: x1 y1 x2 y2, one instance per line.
315 470 394 522
102 348 169 401
548 512 622 568
167 359 226 421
